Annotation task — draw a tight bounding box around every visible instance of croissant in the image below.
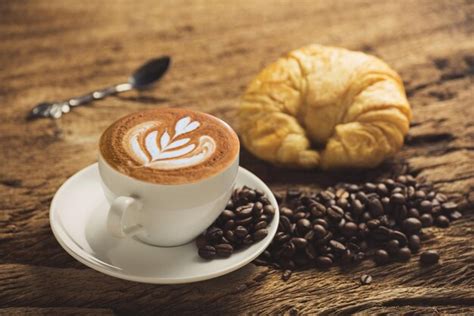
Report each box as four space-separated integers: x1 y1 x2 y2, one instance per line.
238 44 412 169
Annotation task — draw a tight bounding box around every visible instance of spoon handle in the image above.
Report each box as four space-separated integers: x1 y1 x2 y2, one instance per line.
28 83 132 120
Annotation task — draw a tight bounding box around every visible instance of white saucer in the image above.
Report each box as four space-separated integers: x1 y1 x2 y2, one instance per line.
50 163 279 284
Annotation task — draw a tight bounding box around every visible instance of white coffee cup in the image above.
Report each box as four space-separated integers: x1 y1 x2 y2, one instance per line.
98 132 239 247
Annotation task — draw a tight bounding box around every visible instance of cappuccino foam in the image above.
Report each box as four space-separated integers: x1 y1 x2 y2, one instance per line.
100 108 239 184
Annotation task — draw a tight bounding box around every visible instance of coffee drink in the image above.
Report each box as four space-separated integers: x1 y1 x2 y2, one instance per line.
100 108 239 184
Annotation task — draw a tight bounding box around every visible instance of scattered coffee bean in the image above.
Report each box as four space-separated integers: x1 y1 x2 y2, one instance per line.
360 274 372 285
282 269 292 281
420 250 439 265
215 244 234 258
398 247 412 261
253 228 268 241
420 213 434 227
435 215 450 228
198 245 217 259
402 217 422 234
408 235 421 253
200 175 460 273
374 249 390 265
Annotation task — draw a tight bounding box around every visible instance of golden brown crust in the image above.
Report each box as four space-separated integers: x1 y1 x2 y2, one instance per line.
100 108 239 184
239 44 412 169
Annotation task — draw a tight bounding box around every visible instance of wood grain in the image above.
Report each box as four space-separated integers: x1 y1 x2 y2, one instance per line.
0 0 473 314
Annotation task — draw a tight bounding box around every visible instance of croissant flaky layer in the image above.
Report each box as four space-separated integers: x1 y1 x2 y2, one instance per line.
239 44 412 169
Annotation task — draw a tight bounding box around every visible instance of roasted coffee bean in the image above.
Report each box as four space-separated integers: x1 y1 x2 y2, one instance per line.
313 218 329 229
376 183 389 196
441 202 458 211
420 250 439 265
407 208 420 218
287 188 302 200
195 234 207 249
253 228 268 241
296 218 312 235
402 217 422 234
254 220 267 230
408 235 421 253
327 206 344 221
291 237 308 249
310 202 327 217
449 211 462 220
225 230 235 242
236 205 253 218
276 232 291 244
313 224 327 239
263 204 276 216
224 219 235 231
342 222 358 237
368 198 384 218
386 239 400 255
364 182 377 192
371 226 391 242
407 186 415 198
361 212 372 222
206 227 223 243
316 256 333 268
414 190 426 200
280 207 293 218
367 219 381 230
252 201 263 213
356 191 369 204
320 190 335 201
397 175 408 184
215 244 233 258
419 200 432 213
281 241 296 257
243 234 253 245
235 226 248 238
279 216 292 233
329 240 346 253
347 184 360 192
221 209 235 220
273 191 283 204
389 230 408 247
305 244 317 260
336 198 350 209
393 204 408 219
198 245 217 259
282 269 292 281
351 199 365 215
360 274 373 285
435 215 450 228
390 193 406 204
374 249 390 265
235 217 253 226
304 230 315 241
294 211 307 221
398 247 411 261
420 213 434 227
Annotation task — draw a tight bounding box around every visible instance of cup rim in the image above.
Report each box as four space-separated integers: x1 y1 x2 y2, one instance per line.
98 108 240 186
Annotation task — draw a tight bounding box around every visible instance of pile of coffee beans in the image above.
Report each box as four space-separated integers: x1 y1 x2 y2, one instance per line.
254 174 460 273
196 186 274 259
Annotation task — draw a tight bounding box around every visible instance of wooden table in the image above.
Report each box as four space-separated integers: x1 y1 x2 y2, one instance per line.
1 0 473 314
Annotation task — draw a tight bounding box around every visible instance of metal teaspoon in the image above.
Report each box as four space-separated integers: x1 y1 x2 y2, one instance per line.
27 56 171 120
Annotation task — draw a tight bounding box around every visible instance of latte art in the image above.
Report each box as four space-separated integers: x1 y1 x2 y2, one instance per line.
100 108 239 184
126 117 217 170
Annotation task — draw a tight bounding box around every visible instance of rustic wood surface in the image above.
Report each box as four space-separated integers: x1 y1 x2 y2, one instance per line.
1 0 473 314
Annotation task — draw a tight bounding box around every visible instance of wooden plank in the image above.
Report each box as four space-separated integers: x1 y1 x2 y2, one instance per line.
0 0 473 314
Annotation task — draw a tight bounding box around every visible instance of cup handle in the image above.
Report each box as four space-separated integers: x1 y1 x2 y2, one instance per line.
107 196 144 238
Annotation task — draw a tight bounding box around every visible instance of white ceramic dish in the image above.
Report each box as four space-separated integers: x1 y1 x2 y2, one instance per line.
50 163 279 284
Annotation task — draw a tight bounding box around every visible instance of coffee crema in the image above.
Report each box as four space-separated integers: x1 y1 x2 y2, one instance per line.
100 108 239 184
